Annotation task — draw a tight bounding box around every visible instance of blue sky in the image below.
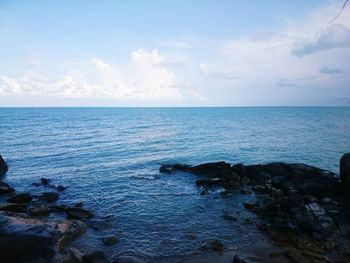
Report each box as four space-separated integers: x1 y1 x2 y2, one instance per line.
0 0 349 106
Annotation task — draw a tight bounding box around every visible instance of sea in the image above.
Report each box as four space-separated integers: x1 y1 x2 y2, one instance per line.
1 107 349 258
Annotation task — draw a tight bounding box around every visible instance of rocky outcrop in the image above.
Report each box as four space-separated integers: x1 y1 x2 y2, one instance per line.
0 155 8 177
340 153 350 190
160 157 350 260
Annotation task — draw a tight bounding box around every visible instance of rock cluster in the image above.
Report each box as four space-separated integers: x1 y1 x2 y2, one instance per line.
160 153 350 261
0 155 98 263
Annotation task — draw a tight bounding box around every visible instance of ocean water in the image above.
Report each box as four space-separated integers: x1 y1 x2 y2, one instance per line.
1 107 350 258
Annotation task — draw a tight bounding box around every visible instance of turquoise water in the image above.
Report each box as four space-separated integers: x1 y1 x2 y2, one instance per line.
1 107 349 257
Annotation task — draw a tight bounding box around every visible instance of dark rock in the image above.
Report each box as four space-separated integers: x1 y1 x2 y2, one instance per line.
69 248 83 262
284 249 305 263
252 185 266 193
0 204 27 213
112 255 145 263
0 182 15 195
75 202 84 208
304 195 318 204
56 185 66 191
82 250 107 263
240 187 252 195
6 193 33 203
201 239 224 251
196 178 221 186
231 163 247 178
313 215 335 237
232 255 247 263
200 189 209 195
340 153 350 190
66 207 93 219
0 155 8 177
223 213 238 221
0 234 54 263
29 205 51 216
159 164 176 174
102 235 118 246
40 178 50 185
321 197 332 205
191 162 232 178
159 164 191 174
40 192 59 202
305 202 325 217
243 201 259 209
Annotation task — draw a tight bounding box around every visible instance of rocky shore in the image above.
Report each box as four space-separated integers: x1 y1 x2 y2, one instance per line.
0 155 107 263
1 153 350 263
160 154 350 262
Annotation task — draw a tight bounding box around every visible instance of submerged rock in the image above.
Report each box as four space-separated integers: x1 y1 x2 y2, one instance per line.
82 250 108 263
340 153 350 190
66 207 93 219
0 155 8 177
102 235 118 246
0 182 15 195
40 178 50 185
29 205 51 216
0 203 27 213
201 239 224 251
233 255 247 263
6 193 33 204
40 192 59 202
196 178 221 186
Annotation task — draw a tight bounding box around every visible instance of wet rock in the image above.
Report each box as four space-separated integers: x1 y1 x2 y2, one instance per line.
0 155 8 177
271 176 284 187
0 234 54 263
196 178 221 186
304 195 318 204
0 182 15 195
272 188 284 198
40 178 50 185
284 249 305 263
40 192 59 202
313 215 335 237
82 250 107 263
243 201 259 209
6 193 33 203
69 248 84 262
159 164 176 174
222 213 238 221
56 185 66 191
231 163 247 178
306 202 325 217
340 153 350 190
252 185 266 193
232 255 247 263
321 197 332 205
29 205 51 216
102 235 118 246
200 189 209 196
112 255 145 263
66 207 93 219
201 239 224 251
0 214 9 224
75 202 84 208
159 164 191 174
0 203 27 213
240 187 252 195
244 218 255 224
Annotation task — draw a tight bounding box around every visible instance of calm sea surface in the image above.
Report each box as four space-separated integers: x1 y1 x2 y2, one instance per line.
1 107 349 257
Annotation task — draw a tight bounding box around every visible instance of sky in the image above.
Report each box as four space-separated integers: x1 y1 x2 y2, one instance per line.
0 0 350 106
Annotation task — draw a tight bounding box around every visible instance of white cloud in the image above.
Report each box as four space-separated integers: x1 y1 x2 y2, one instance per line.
196 2 350 105
292 24 350 57
0 49 184 103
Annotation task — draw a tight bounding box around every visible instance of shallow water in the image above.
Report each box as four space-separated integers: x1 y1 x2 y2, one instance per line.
1 107 349 257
